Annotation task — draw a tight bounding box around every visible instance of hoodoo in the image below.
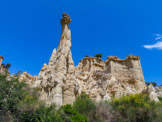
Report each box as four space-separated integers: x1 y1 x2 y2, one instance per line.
33 13 75 107
19 13 160 107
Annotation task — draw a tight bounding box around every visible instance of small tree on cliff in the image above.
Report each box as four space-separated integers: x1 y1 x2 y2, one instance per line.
1 63 11 69
95 53 102 58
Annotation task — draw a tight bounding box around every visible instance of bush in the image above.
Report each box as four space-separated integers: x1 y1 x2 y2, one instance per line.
111 94 162 122
58 104 88 122
96 101 119 122
146 82 157 87
1 63 11 69
95 54 102 58
73 94 97 122
158 97 162 102
18 104 61 122
0 73 27 114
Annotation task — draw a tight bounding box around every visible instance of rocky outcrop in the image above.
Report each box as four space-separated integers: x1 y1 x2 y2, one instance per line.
146 84 159 102
0 56 4 73
32 13 147 107
0 56 8 74
19 72 37 85
154 86 162 97
75 55 146 101
105 55 146 93
0 56 4 66
34 13 75 107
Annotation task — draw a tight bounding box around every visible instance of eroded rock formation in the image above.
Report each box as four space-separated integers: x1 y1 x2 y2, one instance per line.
19 72 37 85
0 56 4 73
75 55 146 101
19 13 162 107
0 56 8 74
33 13 76 107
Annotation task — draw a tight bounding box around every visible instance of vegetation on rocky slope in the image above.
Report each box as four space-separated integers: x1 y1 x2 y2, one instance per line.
0 72 162 122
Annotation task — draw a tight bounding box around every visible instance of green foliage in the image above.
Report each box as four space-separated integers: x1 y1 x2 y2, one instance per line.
5 63 11 69
146 82 157 87
1 63 11 69
96 101 119 122
85 55 89 57
58 104 88 122
158 97 162 102
19 104 62 122
94 53 102 58
111 94 162 122
0 73 27 114
14 71 23 77
1 70 162 122
73 94 97 121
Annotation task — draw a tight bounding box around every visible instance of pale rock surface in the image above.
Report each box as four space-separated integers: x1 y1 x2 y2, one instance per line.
0 56 3 66
34 13 76 107
0 56 4 73
154 86 162 97
19 72 37 85
31 13 147 107
147 84 159 102
0 56 9 74
48 48 56 68
75 55 146 101
105 55 146 93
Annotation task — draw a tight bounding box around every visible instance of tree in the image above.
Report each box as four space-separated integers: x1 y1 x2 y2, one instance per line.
73 94 97 121
1 63 11 69
146 82 157 87
0 72 28 120
95 53 102 58
5 64 11 69
14 71 23 77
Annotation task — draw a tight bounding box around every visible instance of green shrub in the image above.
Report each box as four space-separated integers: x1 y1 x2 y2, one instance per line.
1 63 11 69
95 54 102 58
73 94 97 122
146 82 157 87
58 104 88 122
19 104 62 122
0 73 27 114
158 97 162 102
96 101 119 122
111 94 162 122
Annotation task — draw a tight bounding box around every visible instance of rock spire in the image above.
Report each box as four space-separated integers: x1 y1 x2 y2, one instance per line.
34 13 75 107
30 13 152 107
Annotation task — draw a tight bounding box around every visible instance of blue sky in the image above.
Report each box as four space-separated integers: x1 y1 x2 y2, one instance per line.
0 0 162 85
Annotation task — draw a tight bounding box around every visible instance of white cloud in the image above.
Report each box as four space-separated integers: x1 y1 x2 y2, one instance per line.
154 34 162 40
143 41 162 50
143 34 162 50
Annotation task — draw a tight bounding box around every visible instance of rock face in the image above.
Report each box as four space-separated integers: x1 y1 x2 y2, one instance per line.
0 56 4 66
146 84 159 102
106 55 146 92
34 13 75 107
32 13 147 107
0 56 8 74
75 55 146 101
0 56 4 73
154 86 162 97
19 72 37 85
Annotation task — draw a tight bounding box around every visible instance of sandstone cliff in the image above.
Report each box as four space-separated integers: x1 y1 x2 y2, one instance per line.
75 55 146 101
17 13 162 107
19 72 37 85
0 56 9 74
0 56 4 73
33 13 76 107
31 13 147 106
